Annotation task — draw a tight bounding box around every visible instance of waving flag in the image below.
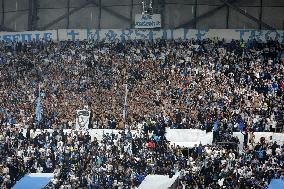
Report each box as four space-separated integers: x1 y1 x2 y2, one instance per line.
35 84 43 124
35 97 42 123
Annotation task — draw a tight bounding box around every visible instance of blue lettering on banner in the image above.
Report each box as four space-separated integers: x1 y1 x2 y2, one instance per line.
120 29 133 42
0 32 55 42
162 29 174 39
35 33 41 41
196 29 208 40
183 29 190 40
167 30 174 40
44 33 52 41
236 29 250 40
21 34 32 41
265 30 280 41
248 30 263 41
87 29 100 41
3 35 12 42
162 30 174 40
134 30 149 40
105 30 117 41
12 34 21 41
67 30 79 41
0 29 283 42
148 30 155 40
161 30 167 39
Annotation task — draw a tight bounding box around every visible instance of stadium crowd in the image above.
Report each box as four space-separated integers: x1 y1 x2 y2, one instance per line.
0 38 283 132
0 37 284 188
0 125 283 189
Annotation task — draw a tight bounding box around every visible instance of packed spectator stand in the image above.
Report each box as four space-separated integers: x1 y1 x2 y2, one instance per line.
0 38 284 189
0 38 283 131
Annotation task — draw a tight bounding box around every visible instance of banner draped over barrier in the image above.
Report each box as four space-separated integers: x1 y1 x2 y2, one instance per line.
0 29 284 43
0 30 57 42
20 128 284 148
165 128 213 147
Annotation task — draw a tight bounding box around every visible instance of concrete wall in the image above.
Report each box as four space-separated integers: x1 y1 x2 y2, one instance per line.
0 0 283 31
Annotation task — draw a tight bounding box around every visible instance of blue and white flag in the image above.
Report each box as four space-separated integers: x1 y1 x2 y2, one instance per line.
35 93 43 123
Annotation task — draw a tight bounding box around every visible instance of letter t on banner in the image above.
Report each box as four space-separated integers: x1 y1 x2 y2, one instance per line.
67 30 79 41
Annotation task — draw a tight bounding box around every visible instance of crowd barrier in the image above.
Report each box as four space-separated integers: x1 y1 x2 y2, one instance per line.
29 129 137 141
21 128 284 148
0 29 284 43
165 128 213 148
233 132 284 145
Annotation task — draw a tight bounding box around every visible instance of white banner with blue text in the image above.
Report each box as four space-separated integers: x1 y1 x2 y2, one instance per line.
0 30 57 42
135 14 162 28
0 29 284 43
